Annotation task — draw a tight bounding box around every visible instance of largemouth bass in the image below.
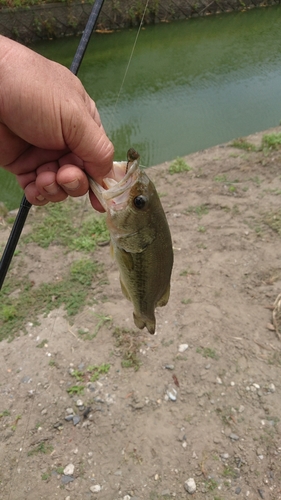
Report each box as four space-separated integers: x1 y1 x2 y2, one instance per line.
88 149 173 334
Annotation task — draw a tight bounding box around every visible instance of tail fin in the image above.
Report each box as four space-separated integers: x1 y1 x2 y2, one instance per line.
133 312 156 335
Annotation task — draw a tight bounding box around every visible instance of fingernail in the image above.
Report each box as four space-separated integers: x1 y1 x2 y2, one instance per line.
62 179 79 190
36 194 45 201
44 182 59 195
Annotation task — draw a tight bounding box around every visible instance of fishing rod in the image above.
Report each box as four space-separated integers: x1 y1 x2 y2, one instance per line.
0 0 105 290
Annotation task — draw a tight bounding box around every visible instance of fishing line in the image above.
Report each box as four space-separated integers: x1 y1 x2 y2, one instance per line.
110 0 150 125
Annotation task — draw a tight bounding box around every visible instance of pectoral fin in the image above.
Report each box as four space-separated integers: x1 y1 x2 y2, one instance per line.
120 278 131 302
156 284 170 308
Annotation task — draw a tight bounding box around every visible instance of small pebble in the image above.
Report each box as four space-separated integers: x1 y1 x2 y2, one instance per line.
267 383 276 393
165 364 175 370
90 485 101 493
229 433 239 441
184 478 196 494
258 489 265 499
166 387 177 401
216 377 223 384
178 344 188 353
235 487 241 494
76 399 84 407
73 415 81 426
61 475 74 485
66 408 74 415
65 415 74 422
123 496 131 500
220 453 229 459
64 464 75 476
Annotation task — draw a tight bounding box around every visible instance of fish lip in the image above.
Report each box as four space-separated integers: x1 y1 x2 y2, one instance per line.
88 158 139 210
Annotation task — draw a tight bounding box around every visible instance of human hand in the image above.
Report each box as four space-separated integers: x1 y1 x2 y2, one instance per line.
0 36 114 211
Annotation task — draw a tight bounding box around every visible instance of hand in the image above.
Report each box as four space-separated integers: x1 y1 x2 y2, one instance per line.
0 36 114 211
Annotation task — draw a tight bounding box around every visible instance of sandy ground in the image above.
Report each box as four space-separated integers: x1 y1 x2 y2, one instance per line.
1 128 281 500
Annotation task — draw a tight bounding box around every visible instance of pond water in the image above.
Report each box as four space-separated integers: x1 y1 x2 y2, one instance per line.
2 6 281 209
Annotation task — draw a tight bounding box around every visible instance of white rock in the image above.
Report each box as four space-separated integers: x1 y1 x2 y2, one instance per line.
166 387 177 401
63 463 75 476
123 496 131 500
268 383 276 393
90 485 101 493
178 344 188 353
76 399 84 407
184 478 196 494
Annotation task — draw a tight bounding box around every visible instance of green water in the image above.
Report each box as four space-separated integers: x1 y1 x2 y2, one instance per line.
2 6 281 209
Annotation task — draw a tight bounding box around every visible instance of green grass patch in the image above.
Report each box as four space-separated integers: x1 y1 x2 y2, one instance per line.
196 347 219 360
87 363 110 381
24 201 109 251
0 258 100 341
230 138 257 151
262 132 281 151
263 208 281 235
28 442 54 456
67 385 85 395
184 204 209 218
113 327 142 371
168 157 191 175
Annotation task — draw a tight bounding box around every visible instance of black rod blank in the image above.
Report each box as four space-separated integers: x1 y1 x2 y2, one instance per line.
0 0 105 291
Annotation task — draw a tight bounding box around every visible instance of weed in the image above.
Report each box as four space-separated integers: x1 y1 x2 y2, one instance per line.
56 467 64 474
168 157 191 175
36 339 48 348
67 385 85 395
263 208 281 236
181 298 192 305
230 138 257 151
24 201 109 250
262 132 281 151
70 369 84 381
113 327 142 371
0 410 10 418
28 442 54 456
198 225 206 232
48 359 57 367
228 185 237 193
184 204 209 218
205 477 219 491
214 174 228 183
197 347 219 359
0 258 100 341
87 363 110 381
41 472 51 481
180 268 197 277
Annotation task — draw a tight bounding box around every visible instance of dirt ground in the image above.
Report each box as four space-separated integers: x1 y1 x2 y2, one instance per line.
1 127 281 500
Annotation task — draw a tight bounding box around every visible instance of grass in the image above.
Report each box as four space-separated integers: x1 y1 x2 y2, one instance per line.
262 132 281 151
113 326 142 371
168 157 191 175
184 204 209 218
230 138 257 151
24 201 109 251
196 347 219 359
67 385 85 395
28 442 54 456
263 208 281 236
0 258 101 341
87 363 110 381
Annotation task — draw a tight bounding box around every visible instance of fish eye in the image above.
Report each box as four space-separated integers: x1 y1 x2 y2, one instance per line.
133 195 146 209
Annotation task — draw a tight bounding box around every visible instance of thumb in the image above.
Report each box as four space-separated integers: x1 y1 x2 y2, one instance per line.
63 102 114 179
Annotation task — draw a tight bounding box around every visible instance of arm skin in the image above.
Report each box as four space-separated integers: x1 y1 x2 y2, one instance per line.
0 35 114 210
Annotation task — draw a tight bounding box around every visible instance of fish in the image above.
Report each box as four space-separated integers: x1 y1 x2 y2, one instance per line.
88 148 173 334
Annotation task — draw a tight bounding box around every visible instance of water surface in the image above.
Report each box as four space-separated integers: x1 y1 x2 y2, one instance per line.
2 6 281 208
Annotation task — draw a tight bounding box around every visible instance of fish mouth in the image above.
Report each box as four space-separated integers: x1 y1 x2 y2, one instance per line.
88 156 139 211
